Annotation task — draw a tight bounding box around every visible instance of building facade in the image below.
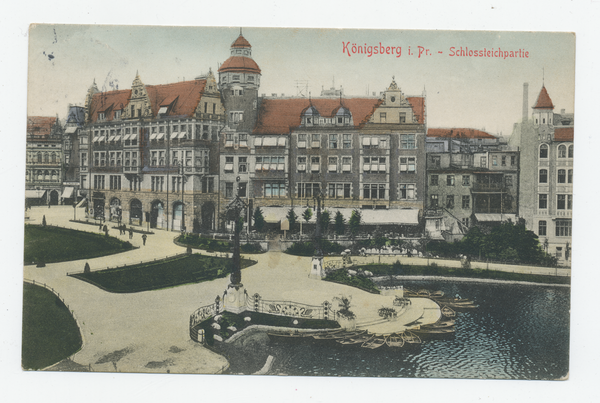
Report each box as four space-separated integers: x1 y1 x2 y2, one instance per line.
25 116 64 206
509 83 573 265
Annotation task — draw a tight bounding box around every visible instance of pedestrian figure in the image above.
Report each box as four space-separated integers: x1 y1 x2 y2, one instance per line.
142 234 147 246
99 223 103 232
129 228 133 239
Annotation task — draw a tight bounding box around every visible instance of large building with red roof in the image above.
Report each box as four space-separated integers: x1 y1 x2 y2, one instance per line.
509 83 574 265
77 69 226 231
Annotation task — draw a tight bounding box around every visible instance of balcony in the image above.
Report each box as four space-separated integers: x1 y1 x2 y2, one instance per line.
471 182 506 192
123 166 142 174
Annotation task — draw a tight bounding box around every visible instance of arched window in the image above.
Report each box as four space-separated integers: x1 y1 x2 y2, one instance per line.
557 169 566 184
51 170 57 180
558 145 567 158
44 170 49 180
568 145 573 158
37 171 42 180
51 153 56 163
539 169 548 183
37 152 42 163
539 144 548 159
44 153 49 163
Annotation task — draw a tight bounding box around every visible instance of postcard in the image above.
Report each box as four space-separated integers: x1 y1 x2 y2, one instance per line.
23 25 573 380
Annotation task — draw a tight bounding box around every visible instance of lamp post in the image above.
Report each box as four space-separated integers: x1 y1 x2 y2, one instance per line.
309 189 326 279
73 201 77 221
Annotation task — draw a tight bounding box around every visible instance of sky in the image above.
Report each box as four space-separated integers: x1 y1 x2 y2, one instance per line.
27 25 575 138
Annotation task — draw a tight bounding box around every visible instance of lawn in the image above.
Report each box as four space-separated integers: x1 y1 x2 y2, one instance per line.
71 253 257 293
196 311 340 345
22 282 82 370
24 225 133 264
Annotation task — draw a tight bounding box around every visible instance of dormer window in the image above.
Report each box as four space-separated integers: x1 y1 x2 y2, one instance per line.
248 75 254 82
98 112 105 121
232 75 240 82
306 117 312 125
115 110 121 120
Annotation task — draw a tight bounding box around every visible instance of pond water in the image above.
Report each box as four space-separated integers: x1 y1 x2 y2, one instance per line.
218 280 570 380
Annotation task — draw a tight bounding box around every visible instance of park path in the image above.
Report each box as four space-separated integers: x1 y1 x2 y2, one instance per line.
23 206 566 373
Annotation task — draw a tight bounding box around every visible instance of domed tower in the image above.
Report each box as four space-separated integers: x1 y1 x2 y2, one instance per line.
218 32 261 132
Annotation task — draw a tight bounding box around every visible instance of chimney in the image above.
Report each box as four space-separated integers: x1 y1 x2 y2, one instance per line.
522 83 529 123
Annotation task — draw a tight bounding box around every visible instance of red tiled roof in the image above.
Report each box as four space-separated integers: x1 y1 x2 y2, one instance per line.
89 79 207 122
427 128 497 139
407 97 425 124
27 116 58 138
146 79 206 117
232 34 251 48
218 56 261 74
533 85 554 109
554 127 574 142
253 98 382 135
89 89 131 122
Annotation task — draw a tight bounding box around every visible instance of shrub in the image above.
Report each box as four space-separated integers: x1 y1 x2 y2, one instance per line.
378 307 397 320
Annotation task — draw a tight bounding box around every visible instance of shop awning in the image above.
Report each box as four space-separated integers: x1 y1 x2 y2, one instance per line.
61 187 74 199
25 190 46 199
474 213 516 222
259 206 420 225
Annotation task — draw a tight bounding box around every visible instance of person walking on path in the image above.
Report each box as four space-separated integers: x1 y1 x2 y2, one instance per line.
129 228 133 239
142 234 147 246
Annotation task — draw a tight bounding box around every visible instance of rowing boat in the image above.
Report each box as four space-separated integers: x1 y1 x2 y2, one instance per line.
441 306 456 318
402 330 422 345
421 320 455 329
386 333 405 348
336 333 373 345
362 336 387 349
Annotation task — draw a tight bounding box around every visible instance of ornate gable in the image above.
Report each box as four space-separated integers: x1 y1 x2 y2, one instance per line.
124 73 153 119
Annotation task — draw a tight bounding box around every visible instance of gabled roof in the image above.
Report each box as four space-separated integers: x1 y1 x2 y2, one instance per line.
88 79 207 123
252 98 382 135
427 128 497 140
27 116 58 138
554 127 574 142
146 79 206 117
533 85 554 109
218 56 261 74
231 34 251 48
89 89 131 122
407 97 425 124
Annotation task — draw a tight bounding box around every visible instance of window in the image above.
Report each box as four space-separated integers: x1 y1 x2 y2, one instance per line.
400 134 416 149
363 157 386 173
492 156 497 166
202 177 214 193
447 175 455 186
265 183 285 198
93 175 105 190
311 156 320 172
329 134 338 149
462 218 469 228
557 169 566 184
238 157 247 173
297 183 320 198
431 155 441 168
539 169 548 184
225 157 234 173
568 145 573 158
109 175 121 190
151 176 164 192
185 151 191 167
328 183 351 199
298 134 307 148
480 156 487 167
297 157 307 173
539 194 548 209
98 112 105 121
446 195 455 209
505 175 513 187
430 175 439 186
399 112 406 123
400 157 416 172
462 175 470 186
558 144 567 158
151 151 158 166
225 182 233 198
256 156 285 171
342 157 352 172
380 112 386 123
238 183 247 198
511 155 516 165
239 134 248 147
229 111 243 122
555 220 572 237
568 169 573 184
225 133 234 147
81 153 87 167
430 194 439 208
363 184 386 199
343 134 351 149
328 157 338 172
159 151 165 166
539 220 547 236
540 144 548 159
311 134 321 148
557 194 573 210
399 184 415 200
501 156 506 166
462 195 470 209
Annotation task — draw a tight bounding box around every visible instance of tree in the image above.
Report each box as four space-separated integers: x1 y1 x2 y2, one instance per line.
373 236 388 263
302 207 313 226
253 207 266 233
334 210 346 236
348 209 362 251
320 209 331 234
286 208 298 233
